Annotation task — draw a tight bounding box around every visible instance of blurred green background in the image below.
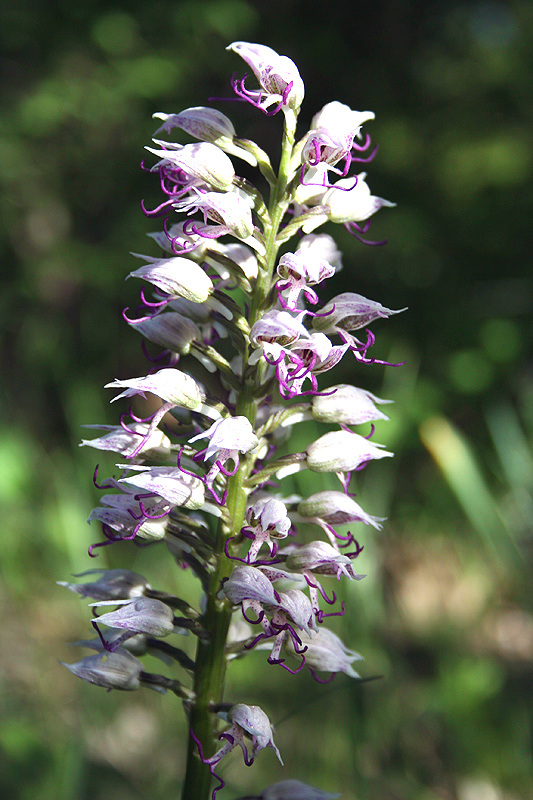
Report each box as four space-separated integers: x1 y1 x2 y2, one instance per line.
1 1 532 799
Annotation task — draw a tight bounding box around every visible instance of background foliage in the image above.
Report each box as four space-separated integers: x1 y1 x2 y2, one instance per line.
1 1 532 799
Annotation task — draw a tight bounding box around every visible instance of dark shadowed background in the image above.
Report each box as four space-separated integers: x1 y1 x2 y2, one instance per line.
1 1 532 799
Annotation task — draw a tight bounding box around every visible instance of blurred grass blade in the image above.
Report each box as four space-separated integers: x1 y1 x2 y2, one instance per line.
420 416 522 567
485 402 533 490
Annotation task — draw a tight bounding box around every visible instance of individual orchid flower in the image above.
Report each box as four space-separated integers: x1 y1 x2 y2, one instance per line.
302 101 375 173
192 703 282 799
280 333 348 397
60 650 144 691
90 596 176 647
255 587 318 668
145 140 236 192
285 626 363 680
222 564 315 669
250 309 309 349
153 106 258 166
242 497 292 561
88 492 170 544
312 291 406 361
104 367 221 458
80 422 172 458
227 42 304 119
311 384 392 426
126 311 201 356
322 172 395 225
314 291 404 332
127 252 213 303
173 190 257 247
189 416 258 503
297 490 385 546
118 465 206 510
222 564 282 608
306 429 393 473
57 568 151 601
154 106 236 142
276 250 336 310
284 540 364 617
249 309 310 377
285 540 361 581
296 232 343 273
106 367 204 408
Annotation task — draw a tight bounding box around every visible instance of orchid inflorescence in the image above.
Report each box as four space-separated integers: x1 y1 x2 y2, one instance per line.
60 41 402 800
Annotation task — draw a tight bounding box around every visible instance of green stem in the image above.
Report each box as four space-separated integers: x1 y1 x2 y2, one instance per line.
180 110 297 800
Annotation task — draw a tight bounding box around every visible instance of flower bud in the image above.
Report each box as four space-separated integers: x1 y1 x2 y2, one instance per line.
306 430 393 473
60 650 143 691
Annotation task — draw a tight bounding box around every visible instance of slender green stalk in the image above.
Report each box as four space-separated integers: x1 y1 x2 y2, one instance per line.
180 115 297 800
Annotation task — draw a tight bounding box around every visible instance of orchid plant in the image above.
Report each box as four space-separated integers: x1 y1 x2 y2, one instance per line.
59 41 401 800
